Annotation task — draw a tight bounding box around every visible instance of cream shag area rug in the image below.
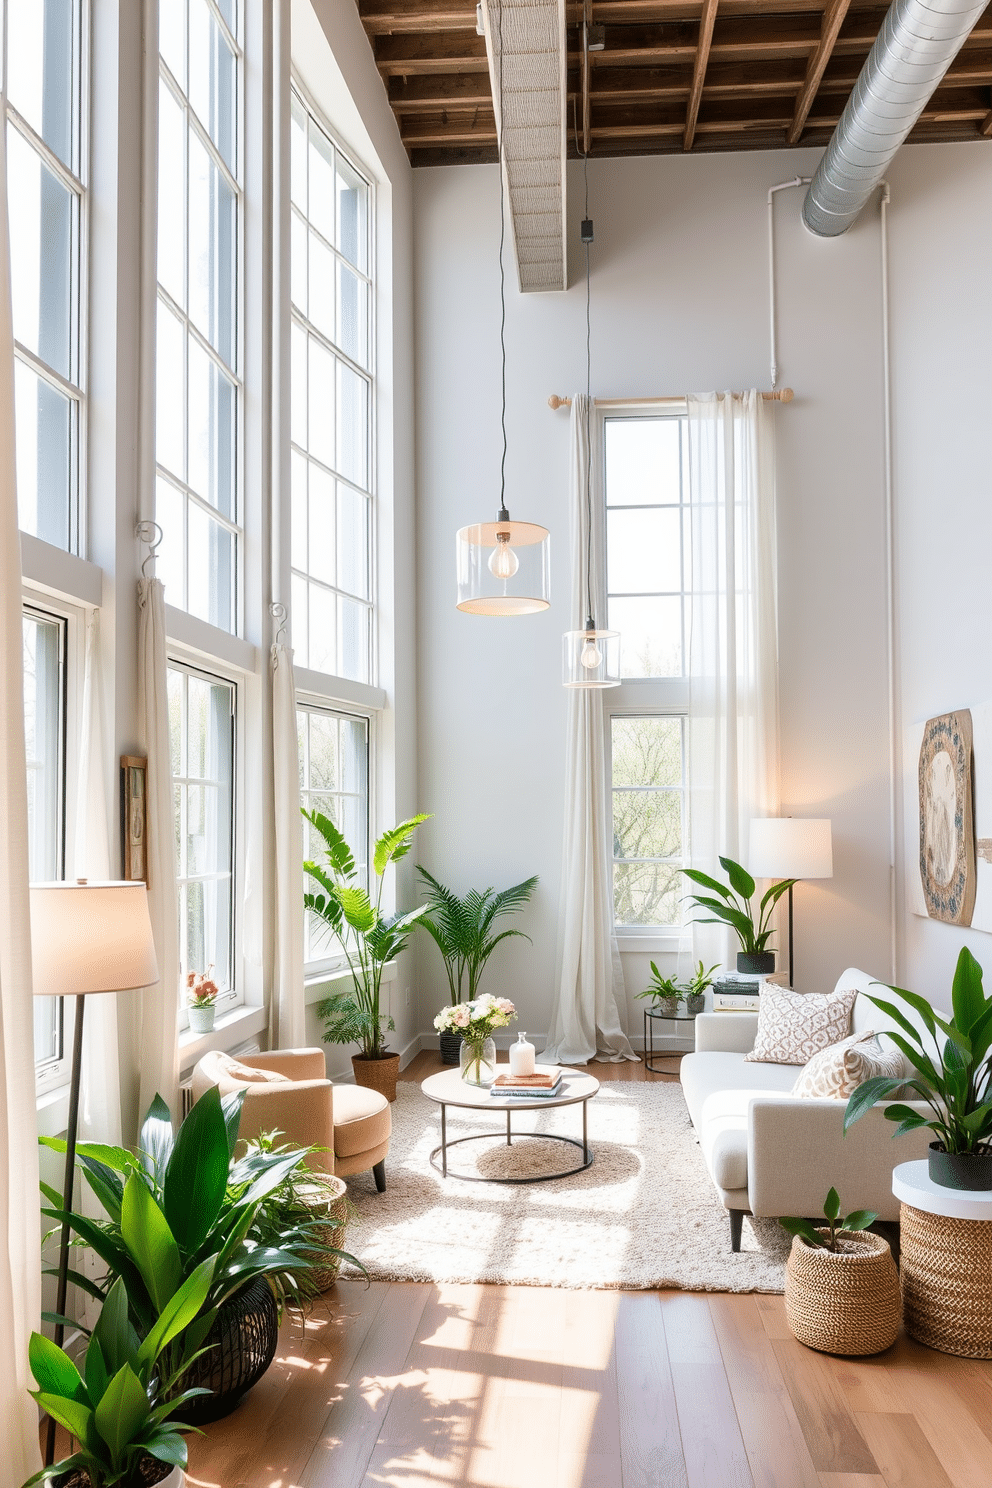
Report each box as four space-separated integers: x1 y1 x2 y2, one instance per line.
341 1081 789 1292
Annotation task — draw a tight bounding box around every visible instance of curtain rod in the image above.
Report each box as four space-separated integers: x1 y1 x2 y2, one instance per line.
547 388 794 409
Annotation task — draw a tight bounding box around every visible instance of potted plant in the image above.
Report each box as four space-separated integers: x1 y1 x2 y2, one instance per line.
247 1131 363 1300
434 994 516 1086
305 811 431 1102
25 1269 213 1486
779 1188 900 1356
185 968 219 1034
844 945 992 1191
417 868 537 1064
635 963 683 1018
683 960 719 1015
682 856 795 975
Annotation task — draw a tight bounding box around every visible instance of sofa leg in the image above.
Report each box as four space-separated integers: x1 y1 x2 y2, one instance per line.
729 1210 744 1252
372 1160 386 1193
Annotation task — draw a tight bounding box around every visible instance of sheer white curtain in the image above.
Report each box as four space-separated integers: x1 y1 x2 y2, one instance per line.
137 577 180 1121
686 391 781 968
0 121 43 1487
271 640 305 1048
545 396 637 1066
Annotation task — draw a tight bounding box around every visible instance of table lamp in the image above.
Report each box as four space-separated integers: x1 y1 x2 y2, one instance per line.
748 818 833 988
30 879 159 1465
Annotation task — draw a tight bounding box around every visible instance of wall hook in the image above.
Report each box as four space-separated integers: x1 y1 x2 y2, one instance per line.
136 520 164 579
270 601 289 647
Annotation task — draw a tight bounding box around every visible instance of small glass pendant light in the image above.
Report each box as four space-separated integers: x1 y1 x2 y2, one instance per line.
563 123 620 688
455 0 550 618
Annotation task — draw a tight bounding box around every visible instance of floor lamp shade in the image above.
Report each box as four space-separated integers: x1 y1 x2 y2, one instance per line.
748 818 833 881
456 519 551 615
29 880 159 996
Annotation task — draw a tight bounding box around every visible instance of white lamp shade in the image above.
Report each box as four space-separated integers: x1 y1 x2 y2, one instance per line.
748 818 833 880
456 518 551 615
563 626 621 687
30 881 159 997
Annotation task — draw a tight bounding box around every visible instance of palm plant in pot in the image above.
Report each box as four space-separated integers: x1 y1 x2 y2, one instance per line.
417 868 537 1064
305 810 430 1101
844 945 992 1191
682 856 794 975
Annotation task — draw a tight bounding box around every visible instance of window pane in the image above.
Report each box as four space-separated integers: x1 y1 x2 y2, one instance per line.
156 300 185 480
308 123 335 244
187 340 236 518
15 359 72 547
309 464 335 586
337 362 367 488
7 0 75 169
291 449 308 572
612 717 682 789
160 0 186 90
291 94 307 213
291 321 308 448
307 713 337 790
291 573 309 667
613 861 681 927
607 507 681 595
156 477 186 609
338 596 369 682
308 229 335 343
336 156 369 273
187 503 235 632
23 610 65 1065
337 484 368 598
291 210 307 315
613 790 681 861
298 707 370 964
188 0 237 174
308 337 334 469
188 131 237 367
158 82 187 309
8 126 75 380
308 582 336 674
609 596 682 678
605 418 681 505
337 261 368 368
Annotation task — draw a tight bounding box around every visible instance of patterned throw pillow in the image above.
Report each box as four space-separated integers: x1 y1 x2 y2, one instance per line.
791 1030 904 1098
744 982 858 1065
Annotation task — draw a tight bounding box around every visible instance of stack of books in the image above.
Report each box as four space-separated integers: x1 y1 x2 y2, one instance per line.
712 973 762 1012
489 1069 563 1098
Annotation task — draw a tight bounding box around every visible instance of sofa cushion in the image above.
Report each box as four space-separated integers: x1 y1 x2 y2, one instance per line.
791 1030 904 1099
680 1050 800 1129
332 1083 391 1158
213 1052 289 1085
744 983 858 1065
681 1051 802 1193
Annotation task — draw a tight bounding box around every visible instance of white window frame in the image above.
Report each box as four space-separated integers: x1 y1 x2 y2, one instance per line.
167 652 243 1030
5 0 90 556
602 404 690 947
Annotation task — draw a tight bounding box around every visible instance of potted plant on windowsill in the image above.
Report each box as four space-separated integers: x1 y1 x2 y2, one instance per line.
682 856 795 975
305 811 431 1102
417 868 537 1064
844 945 992 1191
185 968 219 1035
636 964 683 1019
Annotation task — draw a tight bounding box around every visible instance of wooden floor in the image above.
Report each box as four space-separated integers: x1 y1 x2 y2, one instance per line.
185 1053 992 1488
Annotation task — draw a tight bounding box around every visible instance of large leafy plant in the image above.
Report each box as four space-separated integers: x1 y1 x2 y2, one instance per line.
416 868 538 1005
305 811 431 1058
844 946 992 1157
26 1271 212 1487
41 1088 311 1387
780 1188 878 1253
682 856 795 956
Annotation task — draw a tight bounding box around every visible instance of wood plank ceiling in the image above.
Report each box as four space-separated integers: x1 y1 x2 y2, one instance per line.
356 0 992 166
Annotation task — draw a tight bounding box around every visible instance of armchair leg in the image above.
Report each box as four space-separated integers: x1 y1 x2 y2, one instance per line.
729 1210 744 1252
372 1160 386 1193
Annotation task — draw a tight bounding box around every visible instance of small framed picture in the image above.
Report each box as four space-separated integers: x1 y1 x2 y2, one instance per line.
121 755 148 884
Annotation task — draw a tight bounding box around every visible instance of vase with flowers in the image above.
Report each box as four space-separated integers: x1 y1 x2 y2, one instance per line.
186 967 219 1034
435 994 517 1085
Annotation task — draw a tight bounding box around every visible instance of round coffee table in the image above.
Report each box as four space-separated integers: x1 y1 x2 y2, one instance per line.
421 1065 600 1184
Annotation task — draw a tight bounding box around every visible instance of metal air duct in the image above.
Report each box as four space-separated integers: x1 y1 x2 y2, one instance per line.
803 0 988 237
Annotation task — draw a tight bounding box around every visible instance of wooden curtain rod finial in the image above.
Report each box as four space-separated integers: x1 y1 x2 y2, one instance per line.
548 388 794 408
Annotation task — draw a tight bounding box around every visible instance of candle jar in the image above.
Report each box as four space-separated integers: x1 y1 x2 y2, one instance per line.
509 1031 536 1078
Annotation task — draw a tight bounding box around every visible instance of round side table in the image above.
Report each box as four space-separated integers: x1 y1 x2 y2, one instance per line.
893 1159 992 1358
642 1007 698 1074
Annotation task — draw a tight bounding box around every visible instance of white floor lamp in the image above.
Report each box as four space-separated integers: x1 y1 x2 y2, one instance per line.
748 819 833 988
30 879 159 1466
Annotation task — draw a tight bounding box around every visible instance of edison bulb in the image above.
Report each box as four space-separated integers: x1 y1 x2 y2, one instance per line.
488 534 519 580
580 637 603 670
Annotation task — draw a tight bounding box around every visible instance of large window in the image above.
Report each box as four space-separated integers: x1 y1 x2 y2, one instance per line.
168 663 236 1012
297 704 369 966
23 607 67 1071
605 413 689 930
290 87 373 682
156 0 243 634
6 0 85 551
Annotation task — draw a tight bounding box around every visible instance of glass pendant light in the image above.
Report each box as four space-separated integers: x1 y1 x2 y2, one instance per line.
455 0 550 617
563 110 620 688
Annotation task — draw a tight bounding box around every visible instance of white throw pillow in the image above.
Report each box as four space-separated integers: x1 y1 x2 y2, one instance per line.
215 1052 289 1085
791 1030 904 1098
744 982 858 1065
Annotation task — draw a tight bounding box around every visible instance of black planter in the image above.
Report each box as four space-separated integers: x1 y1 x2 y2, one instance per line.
179 1275 279 1423
439 1029 462 1066
927 1141 992 1191
737 952 775 976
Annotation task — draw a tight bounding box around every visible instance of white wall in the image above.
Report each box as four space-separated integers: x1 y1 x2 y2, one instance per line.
413 146 913 1044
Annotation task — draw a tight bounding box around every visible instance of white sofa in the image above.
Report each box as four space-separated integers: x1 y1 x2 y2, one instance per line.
680 967 935 1250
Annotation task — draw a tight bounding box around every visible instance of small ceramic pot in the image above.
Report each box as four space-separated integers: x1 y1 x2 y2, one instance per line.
187 1003 216 1034
655 995 680 1018
928 1141 992 1191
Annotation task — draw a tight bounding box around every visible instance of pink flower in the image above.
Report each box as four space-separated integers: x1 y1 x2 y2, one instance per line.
497 999 515 1014
454 1006 471 1027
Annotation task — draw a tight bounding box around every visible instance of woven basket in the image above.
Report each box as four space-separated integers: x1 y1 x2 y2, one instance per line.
299 1175 350 1291
784 1229 901 1356
352 1053 400 1102
900 1202 992 1358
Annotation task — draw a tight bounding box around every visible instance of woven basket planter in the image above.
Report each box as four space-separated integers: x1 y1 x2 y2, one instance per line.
299 1175 350 1291
353 1053 400 1102
784 1229 901 1356
900 1202 992 1357
179 1275 279 1423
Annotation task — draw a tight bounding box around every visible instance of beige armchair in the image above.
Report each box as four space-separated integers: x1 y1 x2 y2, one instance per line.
190 1047 391 1191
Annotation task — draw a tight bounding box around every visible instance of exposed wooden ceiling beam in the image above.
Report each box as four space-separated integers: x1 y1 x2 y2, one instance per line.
981 107 992 134
684 0 719 147
787 0 853 143
360 0 477 33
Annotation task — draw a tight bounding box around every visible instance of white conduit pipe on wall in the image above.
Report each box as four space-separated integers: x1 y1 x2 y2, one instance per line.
767 179 898 977
803 0 987 237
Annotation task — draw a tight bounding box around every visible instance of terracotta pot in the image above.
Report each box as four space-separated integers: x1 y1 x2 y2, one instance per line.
784 1229 901 1356
353 1052 400 1102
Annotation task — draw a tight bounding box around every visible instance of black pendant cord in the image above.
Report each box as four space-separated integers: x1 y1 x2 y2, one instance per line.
496 0 508 520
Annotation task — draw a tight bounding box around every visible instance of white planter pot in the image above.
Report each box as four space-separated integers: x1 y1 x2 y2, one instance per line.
187 1004 216 1034
158 1470 185 1487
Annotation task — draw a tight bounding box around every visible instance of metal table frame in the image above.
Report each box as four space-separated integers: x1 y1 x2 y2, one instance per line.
642 1007 698 1074
426 1084 597 1185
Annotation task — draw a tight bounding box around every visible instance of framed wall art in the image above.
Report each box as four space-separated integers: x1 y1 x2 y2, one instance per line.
121 755 148 884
